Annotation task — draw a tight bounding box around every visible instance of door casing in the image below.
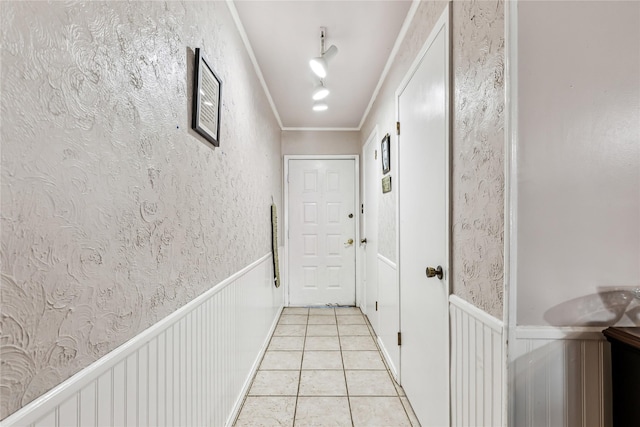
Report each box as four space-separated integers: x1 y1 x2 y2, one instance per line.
361 127 380 332
284 155 361 307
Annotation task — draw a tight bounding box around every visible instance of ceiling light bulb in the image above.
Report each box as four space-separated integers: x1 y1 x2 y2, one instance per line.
312 82 330 101
309 57 327 79
312 101 328 112
309 45 338 78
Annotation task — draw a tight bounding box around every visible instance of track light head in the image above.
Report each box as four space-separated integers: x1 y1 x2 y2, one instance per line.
312 81 330 101
312 100 328 111
309 45 338 78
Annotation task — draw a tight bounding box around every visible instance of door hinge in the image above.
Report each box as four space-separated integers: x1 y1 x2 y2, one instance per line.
396 121 400 135
361 204 364 214
375 301 378 311
397 332 402 346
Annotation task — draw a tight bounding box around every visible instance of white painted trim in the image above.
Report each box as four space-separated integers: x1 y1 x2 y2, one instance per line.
283 157 290 307
449 295 503 333
377 336 399 381
281 127 360 132
361 126 379 317
358 0 421 131
377 253 397 270
505 2 518 425
225 305 283 427
283 155 361 307
395 5 451 422
515 326 606 341
226 0 283 129
395 7 448 98
354 157 362 308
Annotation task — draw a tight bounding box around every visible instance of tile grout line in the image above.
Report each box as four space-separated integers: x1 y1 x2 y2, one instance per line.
338 309 356 427
362 310 417 427
291 307 309 426
233 310 284 426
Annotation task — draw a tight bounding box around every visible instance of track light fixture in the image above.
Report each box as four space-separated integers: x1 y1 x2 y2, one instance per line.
309 27 338 79
312 80 330 101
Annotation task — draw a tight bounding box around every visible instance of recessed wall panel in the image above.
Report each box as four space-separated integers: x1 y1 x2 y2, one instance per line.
303 203 317 224
303 234 318 256
327 170 340 192
327 203 341 224
302 267 318 289
326 234 341 256
303 170 318 192
327 266 341 289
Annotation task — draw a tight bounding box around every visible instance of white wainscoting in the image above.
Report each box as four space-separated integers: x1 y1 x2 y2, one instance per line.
376 254 400 380
1 253 283 427
450 295 504 427
511 326 612 427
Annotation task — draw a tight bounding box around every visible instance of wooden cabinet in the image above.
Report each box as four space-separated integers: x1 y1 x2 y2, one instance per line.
603 327 640 426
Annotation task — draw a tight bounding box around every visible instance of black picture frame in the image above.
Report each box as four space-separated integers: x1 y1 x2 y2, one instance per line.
192 48 222 147
381 134 391 174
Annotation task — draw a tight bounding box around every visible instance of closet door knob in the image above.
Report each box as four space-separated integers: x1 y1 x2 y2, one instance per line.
425 266 443 280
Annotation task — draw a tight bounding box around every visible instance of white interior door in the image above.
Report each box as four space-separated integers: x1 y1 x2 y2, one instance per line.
288 158 357 306
362 131 379 332
398 8 450 426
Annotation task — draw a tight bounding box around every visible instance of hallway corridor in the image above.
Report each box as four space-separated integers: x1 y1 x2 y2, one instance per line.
234 307 420 426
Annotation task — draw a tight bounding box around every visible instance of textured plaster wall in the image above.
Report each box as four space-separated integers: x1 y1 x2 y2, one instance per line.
450 0 504 318
360 0 504 319
0 1 282 420
281 130 360 155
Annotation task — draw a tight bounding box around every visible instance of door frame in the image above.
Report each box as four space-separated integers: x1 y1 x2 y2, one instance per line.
361 126 379 324
283 155 361 307
395 0 451 395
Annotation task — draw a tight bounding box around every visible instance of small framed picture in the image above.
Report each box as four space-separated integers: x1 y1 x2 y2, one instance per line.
192 48 222 147
381 134 390 175
382 176 392 193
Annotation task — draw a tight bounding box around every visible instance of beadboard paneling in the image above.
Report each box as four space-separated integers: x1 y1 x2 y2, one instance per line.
511 327 612 427
1 254 282 427
450 295 504 427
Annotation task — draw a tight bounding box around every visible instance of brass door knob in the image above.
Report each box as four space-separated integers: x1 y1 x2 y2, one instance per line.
425 266 443 280
346 239 354 245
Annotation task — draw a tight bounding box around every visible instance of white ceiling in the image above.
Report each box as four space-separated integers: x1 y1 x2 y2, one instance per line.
232 1 415 130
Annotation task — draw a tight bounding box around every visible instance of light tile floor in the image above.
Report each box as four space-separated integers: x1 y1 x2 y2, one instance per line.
234 307 421 427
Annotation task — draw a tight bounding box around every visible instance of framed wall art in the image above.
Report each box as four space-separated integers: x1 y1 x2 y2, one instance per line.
382 175 392 193
381 133 390 174
192 48 222 147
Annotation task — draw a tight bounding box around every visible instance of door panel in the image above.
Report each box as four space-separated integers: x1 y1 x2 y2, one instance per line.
289 159 356 306
399 12 450 426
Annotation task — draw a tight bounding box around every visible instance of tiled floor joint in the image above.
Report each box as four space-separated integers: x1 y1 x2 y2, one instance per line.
234 307 421 427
